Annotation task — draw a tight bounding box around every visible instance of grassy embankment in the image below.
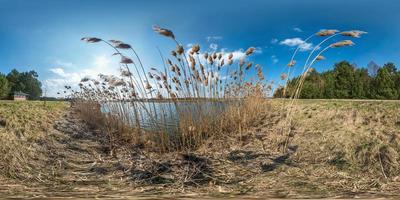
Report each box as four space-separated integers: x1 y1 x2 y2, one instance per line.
0 101 68 179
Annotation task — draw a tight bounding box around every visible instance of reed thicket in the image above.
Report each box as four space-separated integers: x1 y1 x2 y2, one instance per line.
68 27 366 154
69 25 271 153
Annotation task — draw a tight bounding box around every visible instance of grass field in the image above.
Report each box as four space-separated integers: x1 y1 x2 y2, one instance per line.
255 99 400 196
0 101 68 179
1 99 400 198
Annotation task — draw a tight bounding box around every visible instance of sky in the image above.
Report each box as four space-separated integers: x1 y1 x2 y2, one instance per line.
0 0 399 97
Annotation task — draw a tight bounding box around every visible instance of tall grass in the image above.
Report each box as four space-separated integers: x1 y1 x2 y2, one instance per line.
69 26 271 153
279 29 366 151
70 27 366 155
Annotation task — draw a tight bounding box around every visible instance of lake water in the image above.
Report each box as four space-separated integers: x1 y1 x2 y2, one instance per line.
101 100 233 133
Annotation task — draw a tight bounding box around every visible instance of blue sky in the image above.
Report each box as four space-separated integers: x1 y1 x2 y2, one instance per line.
0 0 399 96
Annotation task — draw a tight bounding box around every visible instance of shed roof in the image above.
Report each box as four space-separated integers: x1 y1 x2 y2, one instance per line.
12 91 29 96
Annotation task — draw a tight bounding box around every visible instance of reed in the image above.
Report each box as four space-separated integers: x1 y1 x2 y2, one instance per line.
280 29 366 152
77 27 368 156
68 26 269 153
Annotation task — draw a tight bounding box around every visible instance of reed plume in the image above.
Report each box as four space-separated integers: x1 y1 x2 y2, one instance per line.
152 25 175 39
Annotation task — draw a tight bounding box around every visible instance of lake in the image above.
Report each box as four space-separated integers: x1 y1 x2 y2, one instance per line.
101 100 233 133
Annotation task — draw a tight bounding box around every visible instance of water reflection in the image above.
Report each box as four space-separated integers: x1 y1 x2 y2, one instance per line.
101 100 231 133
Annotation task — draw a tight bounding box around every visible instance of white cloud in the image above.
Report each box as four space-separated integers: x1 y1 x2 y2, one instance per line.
44 56 120 97
209 43 218 51
279 38 313 51
253 47 263 54
270 38 278 44
94 55 110 68
55 59 74 68
225 49 246 61
206 36 223 42
222 47 262 60
49 68 67 77
293 27 303 32
271 55 279 64
48 67 82 82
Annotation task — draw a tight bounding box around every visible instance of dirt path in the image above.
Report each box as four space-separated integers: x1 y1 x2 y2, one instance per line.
2 106 400 199
44 110 159 198
0 110 145 199
0 110 260 199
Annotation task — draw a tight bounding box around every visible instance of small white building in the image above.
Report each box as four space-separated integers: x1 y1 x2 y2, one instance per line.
12 91 28 101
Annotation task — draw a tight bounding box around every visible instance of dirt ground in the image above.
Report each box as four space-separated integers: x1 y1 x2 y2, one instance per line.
1 100 400 199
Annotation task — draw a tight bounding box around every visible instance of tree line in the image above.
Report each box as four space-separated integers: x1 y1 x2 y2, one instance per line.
274 61 400 99
0 69 43 100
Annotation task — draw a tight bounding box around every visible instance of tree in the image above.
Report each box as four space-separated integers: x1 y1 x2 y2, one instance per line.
396 71 400 99
0 73 10 99
333 61 355 98
20 70 43 99
322 71 335 98
273 86 285 98
6 69 24 92
300 69 323 99
352 68 371 99
6 69 42 99
272 60 400 100
374 63 398 99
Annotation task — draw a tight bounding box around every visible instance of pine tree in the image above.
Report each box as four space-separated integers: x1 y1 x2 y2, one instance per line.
333 61 355 98
374 63 398 99
0 73 10 99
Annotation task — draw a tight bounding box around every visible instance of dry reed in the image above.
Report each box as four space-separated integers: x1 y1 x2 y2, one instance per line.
68 25 270 154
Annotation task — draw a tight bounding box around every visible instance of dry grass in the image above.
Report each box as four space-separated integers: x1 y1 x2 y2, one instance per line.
1 99 400 198
71 26 271 153
286 100 400 179
0 101 68 179
96 99 399 197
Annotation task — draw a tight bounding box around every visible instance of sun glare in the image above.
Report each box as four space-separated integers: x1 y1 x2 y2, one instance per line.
94 55 110 67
